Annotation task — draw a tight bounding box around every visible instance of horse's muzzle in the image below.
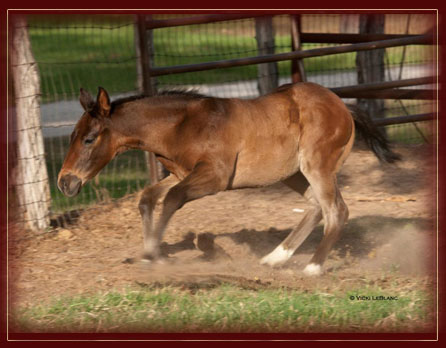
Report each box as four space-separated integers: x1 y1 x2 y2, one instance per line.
58 174 82 197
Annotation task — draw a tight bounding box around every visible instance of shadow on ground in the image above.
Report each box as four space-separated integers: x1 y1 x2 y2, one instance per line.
216 215 432 258
159 215 434 274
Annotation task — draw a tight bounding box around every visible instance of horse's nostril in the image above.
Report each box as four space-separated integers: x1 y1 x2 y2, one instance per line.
60 177 67 190
59 174 82 197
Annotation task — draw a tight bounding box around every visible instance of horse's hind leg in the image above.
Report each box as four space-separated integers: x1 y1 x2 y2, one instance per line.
260 159 349 275
260 172 322 267
301 171 348 276
138 174 179 260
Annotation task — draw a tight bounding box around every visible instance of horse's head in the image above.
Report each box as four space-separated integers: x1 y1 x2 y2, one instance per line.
58 87 116 197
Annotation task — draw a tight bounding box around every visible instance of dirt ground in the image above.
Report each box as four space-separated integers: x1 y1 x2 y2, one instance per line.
9 144 437 309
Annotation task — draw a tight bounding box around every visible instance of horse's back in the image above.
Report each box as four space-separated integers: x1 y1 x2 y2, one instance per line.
273 82 350 114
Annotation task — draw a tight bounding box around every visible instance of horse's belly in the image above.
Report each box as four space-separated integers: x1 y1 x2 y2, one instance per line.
231 145 300 188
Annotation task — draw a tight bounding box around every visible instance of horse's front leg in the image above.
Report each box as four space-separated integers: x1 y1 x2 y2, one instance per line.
144 160 230 262
138 174 179 261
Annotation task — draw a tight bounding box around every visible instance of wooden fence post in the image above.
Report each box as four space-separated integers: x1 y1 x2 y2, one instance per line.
255 16 278 95
11 16 51 231
356 14 386 119
136 14 162 185
290 14 306 83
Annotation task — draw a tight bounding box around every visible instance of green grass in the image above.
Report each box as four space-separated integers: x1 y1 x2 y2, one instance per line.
28 15 138 102
11 283 433 333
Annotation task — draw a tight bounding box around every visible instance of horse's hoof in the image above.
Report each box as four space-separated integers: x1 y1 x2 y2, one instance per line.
303 263 323 276
141 252 159 264
122 257 135 264
140 253 172 266
260 246 293 267
140 258 154 265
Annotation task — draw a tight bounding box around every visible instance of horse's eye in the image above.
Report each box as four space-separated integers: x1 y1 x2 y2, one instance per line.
84 137 95 145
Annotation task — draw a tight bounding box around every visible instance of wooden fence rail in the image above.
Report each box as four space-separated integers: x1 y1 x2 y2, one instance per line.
299 33 427 44
373 113 434 127
144 14 267 29
331 76 436 100
335 89 434 100
148 34 433 77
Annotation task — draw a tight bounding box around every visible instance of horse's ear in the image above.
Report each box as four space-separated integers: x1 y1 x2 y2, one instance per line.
79 88 95 113
96 87 111 116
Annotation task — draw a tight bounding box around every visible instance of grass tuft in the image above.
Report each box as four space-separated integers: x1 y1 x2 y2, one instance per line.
11 283 434 333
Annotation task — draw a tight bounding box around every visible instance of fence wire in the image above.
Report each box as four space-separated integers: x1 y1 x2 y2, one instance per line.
12 13 435 228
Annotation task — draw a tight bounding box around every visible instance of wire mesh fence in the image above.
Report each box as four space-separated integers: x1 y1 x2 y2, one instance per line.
11 12 435 228
25 14 145 220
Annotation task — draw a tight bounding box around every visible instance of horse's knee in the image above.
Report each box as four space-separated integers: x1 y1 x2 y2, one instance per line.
138 195 151 216
338 199 349 223
330 197 349 224
138 187 162 216
138 201 148 217
163 185 187 213
323 200 348 238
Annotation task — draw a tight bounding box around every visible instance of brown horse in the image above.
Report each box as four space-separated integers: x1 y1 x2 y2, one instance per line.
58 83 399 275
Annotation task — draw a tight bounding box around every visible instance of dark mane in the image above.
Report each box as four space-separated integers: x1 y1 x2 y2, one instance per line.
110 89 210 114
110 94 147 113
157 89 210 99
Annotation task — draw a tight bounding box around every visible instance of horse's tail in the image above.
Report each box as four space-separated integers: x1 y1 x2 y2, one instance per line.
347 104 401 163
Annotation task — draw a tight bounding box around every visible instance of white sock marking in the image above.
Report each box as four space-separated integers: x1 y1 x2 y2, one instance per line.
303 263 322 276
260 245 293 267
144 237 158 252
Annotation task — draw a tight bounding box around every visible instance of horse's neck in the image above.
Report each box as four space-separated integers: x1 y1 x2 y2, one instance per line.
110 100 184 156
